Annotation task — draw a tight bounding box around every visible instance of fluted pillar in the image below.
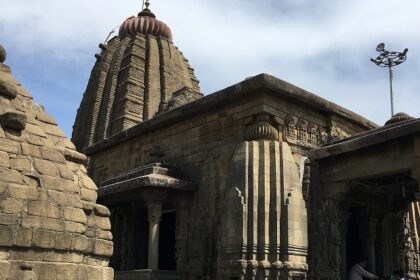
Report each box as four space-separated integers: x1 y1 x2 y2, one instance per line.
142 189 167 270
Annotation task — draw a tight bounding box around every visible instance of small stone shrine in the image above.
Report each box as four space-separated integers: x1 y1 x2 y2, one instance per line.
0 44 113 279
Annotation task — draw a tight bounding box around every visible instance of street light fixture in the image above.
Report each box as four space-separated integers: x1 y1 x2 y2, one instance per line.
371 43 408 117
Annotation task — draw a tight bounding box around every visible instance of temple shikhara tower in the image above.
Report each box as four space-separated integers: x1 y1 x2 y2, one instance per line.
2 1 420 280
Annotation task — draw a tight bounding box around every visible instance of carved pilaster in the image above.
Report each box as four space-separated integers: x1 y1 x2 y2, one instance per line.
401 209 420 279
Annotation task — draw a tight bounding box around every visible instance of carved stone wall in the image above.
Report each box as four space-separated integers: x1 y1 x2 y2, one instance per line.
219 115 308 279
86 75 375 279
0 47 113 279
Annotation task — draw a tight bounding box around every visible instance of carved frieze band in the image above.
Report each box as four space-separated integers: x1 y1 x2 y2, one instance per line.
284 115 350 148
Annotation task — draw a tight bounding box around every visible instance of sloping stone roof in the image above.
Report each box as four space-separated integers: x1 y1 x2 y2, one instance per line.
310 117 420 160
0 45 113 279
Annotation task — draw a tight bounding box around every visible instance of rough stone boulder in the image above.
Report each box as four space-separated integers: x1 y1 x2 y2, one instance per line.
0 44 113 280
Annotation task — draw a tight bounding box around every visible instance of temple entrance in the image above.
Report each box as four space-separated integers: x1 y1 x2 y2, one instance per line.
346 208 364 274
159 210 177 270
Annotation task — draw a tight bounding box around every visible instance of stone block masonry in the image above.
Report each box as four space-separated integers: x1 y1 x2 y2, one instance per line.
0 45 114 279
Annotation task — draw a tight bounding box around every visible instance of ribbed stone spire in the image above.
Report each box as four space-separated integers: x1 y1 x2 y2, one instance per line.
72 6 201 154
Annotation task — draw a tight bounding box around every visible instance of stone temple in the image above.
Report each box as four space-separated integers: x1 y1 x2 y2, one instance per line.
2 2 420 280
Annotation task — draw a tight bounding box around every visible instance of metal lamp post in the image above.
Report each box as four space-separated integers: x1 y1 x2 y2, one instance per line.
371 43 408 117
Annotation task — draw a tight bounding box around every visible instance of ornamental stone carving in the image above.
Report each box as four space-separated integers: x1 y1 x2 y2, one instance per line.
246 114 279 141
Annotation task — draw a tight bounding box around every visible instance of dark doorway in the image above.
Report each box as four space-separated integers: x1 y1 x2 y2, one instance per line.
346 209 363 273
159 210 177 270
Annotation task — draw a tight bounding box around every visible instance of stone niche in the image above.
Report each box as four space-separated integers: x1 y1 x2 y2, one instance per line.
0 46 113 280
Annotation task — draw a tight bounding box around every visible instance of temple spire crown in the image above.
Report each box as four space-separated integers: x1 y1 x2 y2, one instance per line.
139 0 155 18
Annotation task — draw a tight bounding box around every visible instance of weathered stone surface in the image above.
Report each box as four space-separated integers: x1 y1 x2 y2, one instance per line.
0 214 19 225
0 138 20 154
14 227 32 247
32 229 58 249
65 221 86 233
58 164 73 179
8 184 38 200
33 158 58 176
0 44 112 280
10 157 31 172
72 234 88 251
94 239 113 257
22 216 65 231
94 204 110 217
0 79 18 98
0 151 10 167
41 176 78 192
0 226 13 246
103 267 114 280
21 143 41 158
96 230 112 241
47 190 68 205
77 264 102 280
1 169 23 183
87 216 111 231
26 134 43 146
0 198 23 214
39 147 65 163
0 111 27 131
81 188 98 202
81 174 97 190
35 111 57 125
27 201 61 219
64 207 87 224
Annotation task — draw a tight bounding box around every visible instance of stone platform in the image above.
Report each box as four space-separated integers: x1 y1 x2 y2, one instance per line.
115 270 188 280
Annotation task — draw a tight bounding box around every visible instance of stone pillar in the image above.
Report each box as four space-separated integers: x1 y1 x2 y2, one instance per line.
148 203 162 270
142 189 167 271
358 218 377 273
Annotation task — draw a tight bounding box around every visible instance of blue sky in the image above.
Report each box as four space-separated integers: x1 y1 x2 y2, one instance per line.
1 0 420 137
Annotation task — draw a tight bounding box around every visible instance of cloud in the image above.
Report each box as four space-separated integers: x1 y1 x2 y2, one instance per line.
0 0 419 136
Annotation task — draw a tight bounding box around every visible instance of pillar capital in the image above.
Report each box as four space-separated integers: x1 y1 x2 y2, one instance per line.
142 189 167 206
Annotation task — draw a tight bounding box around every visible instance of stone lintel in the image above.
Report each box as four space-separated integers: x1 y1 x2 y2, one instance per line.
98 174 193 199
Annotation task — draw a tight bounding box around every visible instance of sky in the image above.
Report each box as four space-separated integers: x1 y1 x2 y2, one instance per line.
1 0 420 138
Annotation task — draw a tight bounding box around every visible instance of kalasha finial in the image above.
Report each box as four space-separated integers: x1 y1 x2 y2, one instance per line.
142 0 151 11
139 0 155 17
